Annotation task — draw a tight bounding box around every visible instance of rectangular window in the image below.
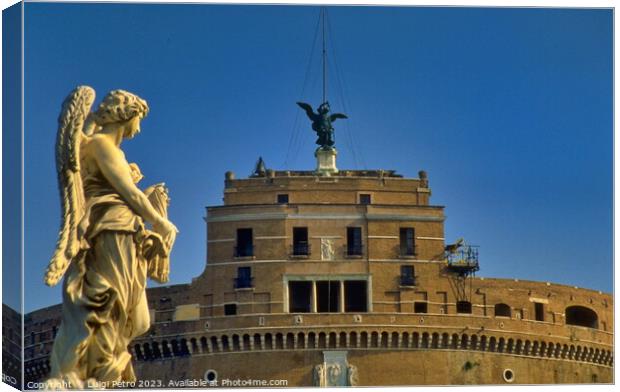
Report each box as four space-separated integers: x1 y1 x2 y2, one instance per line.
316 281 340 313
359 194 371 205
292 227 309 256
224 303 237 316
344 281 368 312
534 302 544 321
414 301 428 313
347 227 363 256
236 228 253 257
400 265 415 286
456 301 472 314
399 228 415 256
288 281 312 313
235 267 252 288
277 194 289 204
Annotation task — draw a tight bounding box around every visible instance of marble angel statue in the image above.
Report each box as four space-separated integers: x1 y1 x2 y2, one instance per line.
43 86 178 388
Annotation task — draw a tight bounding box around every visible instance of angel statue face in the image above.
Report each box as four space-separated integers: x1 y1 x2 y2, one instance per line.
92 89 149 139
318 102 330 114
123 115 142 140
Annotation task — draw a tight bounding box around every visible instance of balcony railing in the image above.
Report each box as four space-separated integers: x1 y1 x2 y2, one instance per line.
291 242 311 257
234 244 254 258
398 244 417 257
400 275 416 286
234 277 254 289
344 243 364 257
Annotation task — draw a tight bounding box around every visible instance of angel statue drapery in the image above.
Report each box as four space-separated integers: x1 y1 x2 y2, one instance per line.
43 86 178 389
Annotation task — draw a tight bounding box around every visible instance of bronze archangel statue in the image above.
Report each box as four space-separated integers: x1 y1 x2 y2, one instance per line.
43 86 178 388
297 101 347 149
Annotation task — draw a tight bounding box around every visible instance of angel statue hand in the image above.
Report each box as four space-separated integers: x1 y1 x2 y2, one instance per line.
153 218 178 253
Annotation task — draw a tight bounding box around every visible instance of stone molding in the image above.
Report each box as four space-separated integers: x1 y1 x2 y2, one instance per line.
206 212 444 223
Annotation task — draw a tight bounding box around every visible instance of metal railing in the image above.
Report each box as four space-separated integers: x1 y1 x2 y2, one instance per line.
234 244 254 258
398 244 416 257
400 275 416 286
291 242 311 256
344 243 364 257
446 245 480 273
234 277 254 289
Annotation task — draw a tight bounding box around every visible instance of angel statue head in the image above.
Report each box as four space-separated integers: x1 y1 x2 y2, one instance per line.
318 101 331 114
87 89 149 137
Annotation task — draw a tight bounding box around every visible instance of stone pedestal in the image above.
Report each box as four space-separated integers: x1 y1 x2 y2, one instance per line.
315 147 338 176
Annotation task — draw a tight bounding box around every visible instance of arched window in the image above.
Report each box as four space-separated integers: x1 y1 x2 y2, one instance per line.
243 334 251 351
565 306 598 329
133 344 143 361
495 303 511 318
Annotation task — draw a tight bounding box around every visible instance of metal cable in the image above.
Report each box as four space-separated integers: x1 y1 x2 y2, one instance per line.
326 11 367 169
284 9 322 168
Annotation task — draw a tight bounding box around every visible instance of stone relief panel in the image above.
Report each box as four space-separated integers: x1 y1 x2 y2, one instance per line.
313 364 326 387
321 239 335 261
313 351 357 387
347 364 359 386
327 364 343 385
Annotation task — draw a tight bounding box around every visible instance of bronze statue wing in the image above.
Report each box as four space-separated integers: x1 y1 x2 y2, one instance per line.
330 113 348 122
296 102 317 121
44 86 95 286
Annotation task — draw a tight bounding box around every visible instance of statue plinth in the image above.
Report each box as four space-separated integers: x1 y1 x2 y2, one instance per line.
315 147 338 176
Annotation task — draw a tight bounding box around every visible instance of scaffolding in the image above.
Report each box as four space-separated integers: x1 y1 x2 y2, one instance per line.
445 243 480 303
446 245 480 278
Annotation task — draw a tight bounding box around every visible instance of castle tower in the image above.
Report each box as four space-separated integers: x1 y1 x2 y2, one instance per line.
158 163 612 386
205 167 440 319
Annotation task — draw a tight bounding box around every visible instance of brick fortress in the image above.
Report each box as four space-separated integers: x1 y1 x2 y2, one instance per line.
20 154 613 386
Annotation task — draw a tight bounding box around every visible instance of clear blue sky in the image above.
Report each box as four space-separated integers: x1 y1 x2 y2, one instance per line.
19 4 612 312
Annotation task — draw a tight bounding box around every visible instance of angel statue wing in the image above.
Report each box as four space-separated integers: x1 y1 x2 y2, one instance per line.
296 102 317 121
330 113 348 122
44 86 96 286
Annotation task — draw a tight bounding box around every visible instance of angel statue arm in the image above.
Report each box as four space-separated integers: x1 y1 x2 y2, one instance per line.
88 135 177 250
296 101 318 121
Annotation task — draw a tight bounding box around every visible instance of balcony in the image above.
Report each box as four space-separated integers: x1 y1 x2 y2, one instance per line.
291 242 311 257
344 243 364 258
234 244 254 258
234 277 254 289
